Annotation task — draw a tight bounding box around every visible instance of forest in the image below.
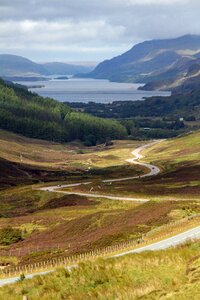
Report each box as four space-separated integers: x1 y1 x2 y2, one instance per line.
0 79 126 145
67 90 200 119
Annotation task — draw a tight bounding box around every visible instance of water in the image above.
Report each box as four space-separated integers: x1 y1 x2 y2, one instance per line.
15 78 171 103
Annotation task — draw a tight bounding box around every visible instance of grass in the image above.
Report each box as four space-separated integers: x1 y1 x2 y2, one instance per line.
1 240 200 299
68 131 200 200
0 184 144 264
143 131 200 165
0 128 143 190
0 129 199 267
0 129 143 169
0 129 149 264
1 192 200 266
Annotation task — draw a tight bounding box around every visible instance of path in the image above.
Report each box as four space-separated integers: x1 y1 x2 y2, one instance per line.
38 141 161 201
2 140 199 287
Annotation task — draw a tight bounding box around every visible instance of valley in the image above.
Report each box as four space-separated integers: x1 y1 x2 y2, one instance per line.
0 128 199 299
0 20 200 299
0 128 199 272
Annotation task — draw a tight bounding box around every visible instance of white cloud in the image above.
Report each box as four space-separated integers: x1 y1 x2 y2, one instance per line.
123 0 189 5
0 0 200 61
0 19 125 48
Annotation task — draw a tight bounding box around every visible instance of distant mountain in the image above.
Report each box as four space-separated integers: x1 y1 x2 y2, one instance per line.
42 62 93 75
139 65 200 94
0 54 46 76
0 54 95 77
79 35 200 88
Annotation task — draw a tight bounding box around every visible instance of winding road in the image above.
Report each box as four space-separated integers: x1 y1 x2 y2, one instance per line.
1 140 200 287
39 141 161 202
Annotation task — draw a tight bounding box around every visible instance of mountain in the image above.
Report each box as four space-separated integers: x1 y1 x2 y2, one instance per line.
0 54 95 77
42 62 93 75
78 35 200 87
140 61 200 94
0 54 47 76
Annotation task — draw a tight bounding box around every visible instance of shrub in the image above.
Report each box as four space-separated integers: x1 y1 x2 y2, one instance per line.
0 227 23 245
19 273 26 282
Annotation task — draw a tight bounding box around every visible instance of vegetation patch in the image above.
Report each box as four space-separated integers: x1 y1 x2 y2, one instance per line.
0 227 23 245
1 241 200 299
0 79 126 144
42 194 97 209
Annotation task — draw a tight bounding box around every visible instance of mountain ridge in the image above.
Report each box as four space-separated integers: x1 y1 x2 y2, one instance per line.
0 54 94 77
77 34 200 90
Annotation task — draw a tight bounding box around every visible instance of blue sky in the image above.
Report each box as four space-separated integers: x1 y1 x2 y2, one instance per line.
0 0 200 63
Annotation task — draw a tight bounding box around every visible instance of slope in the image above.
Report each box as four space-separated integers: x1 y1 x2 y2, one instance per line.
79 34 200 84
0 54 94 77
71 130 200 200
0 79 126 144
42 62 93 75
0 237 200 299
0 54 46 76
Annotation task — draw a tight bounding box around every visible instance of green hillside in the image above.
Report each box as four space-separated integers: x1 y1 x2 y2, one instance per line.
144 130 200 165
0 79 126 144
1 240 200 299
64 130 200 200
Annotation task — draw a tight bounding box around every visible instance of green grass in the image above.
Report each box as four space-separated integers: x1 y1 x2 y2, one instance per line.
143 131 200 166
71 131 200 200
1 241 200 299
0 129 142 169
0 130 199 267
1 194 199 266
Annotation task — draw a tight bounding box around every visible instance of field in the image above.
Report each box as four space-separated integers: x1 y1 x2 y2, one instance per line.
0 129 144 169
0 129 144 189
68 131 200 200
0 129 200 274
1 240 200 299
0 130 148 265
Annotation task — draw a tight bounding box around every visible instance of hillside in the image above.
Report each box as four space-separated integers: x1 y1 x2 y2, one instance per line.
66 130 200 200
0 55 46 77
140 61 200 93
0 54 94 77
1 240 200 299
79 35 200 86
0 126 199 293
0 129 83 189
0 128 144 189
42 62 93 75
143 130 200 167
0 130 199 263
0 79 126 144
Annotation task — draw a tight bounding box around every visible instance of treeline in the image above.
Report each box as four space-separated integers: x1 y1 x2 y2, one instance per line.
67 91 200 139
0 79 126 144
121 118 185 139
67 90 200 119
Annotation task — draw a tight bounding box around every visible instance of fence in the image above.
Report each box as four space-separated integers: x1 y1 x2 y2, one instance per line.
0 214 200 279
0 245 62 257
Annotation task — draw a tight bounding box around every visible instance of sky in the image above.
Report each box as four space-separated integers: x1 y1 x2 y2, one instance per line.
1 0 200 63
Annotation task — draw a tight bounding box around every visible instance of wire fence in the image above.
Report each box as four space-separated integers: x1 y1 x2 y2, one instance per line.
0 245 62 257
0 214 199 279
